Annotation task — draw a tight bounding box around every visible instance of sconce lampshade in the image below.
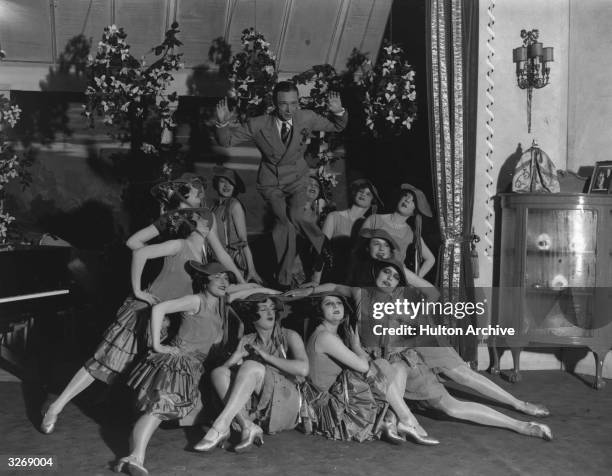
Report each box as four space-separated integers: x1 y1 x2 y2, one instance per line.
513 46 527 62
528 42 543 58
542 47 554 62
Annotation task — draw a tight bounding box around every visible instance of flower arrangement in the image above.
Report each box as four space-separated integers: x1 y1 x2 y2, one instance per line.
349 42 417 137
0 96 32 243
226 28 277 121
84 23 184 157
292 65 345 200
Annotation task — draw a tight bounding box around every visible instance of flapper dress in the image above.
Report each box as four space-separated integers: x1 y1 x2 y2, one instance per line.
300 327 394 442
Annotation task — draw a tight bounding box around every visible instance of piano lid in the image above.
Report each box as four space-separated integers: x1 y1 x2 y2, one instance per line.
0 245 72 299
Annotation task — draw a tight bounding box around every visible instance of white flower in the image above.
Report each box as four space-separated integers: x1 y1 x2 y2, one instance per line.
140 142 156 154
383 45 394 55
402 117 413 129
384 93 396 102
386 110 398 123
264 65 275 75
386 83 396 92
402 71 416 82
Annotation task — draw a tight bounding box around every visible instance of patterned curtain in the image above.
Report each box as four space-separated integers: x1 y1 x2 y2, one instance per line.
426 0 479 362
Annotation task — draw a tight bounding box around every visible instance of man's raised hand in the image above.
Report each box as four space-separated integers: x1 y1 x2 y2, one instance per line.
215 97 232 124
327 91 344 114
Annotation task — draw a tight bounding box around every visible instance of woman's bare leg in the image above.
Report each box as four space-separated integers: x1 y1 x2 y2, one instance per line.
429 393 552 439
443 365 549 416
208 361 265 432
46 367 95 415
388 362 427 434
210 366 250 430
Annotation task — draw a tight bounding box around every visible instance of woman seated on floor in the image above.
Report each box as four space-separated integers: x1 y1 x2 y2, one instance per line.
287 259 553 443
297 290 439 445
194 292 309 453
346 228 550 419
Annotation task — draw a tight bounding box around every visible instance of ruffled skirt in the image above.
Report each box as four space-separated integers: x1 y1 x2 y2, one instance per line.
127 350 206 421
300 359 393 442
84 298 150 384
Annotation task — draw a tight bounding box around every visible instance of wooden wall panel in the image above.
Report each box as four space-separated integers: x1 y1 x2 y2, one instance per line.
279 0 342 73
226 0 286 55
0 0 53 62
333 0 389 70
359 0 391 62
54 0 112 55
114 0 167 59
177 0 227 67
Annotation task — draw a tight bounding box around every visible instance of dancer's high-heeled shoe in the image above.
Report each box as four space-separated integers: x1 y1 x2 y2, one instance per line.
40 409 59 435
234 424 264 453
378 420 405 445
113 455 148 476
397 422 440 446
521 402 550 418
193 426 230 452
525 422 553 441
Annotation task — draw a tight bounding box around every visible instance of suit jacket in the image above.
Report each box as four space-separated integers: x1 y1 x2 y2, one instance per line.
216 109 348 190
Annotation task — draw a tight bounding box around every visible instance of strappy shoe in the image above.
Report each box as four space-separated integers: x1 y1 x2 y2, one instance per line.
193 426 230 452
114 455 148 476
40 409 59 435
397 422 440 446
234 423 264 453
521 401 550 417
525 422 553 441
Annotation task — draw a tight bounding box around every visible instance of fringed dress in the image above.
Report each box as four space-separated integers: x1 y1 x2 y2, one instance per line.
127 294 224 422
238 328 301 433
300 328 394 442
84 238 202 384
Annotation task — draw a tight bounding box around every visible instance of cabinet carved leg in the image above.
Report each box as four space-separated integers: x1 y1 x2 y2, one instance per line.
590 347 610 390
509 347 522 383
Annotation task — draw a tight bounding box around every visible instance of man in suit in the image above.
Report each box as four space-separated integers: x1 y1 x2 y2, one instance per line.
214 81 348 286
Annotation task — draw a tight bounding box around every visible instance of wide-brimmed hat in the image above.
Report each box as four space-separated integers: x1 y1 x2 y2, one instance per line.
212 166 246 194
162 206 211 223
187 260 231 276
150 172 207 204
359 228 400 252
309 290 354 316
234 292 286 311
399 184 433 217
232 292 288 322
350 178 383 208
370 257 407 287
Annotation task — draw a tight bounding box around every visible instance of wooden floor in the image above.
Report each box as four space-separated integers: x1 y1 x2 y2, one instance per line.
0 370 610 476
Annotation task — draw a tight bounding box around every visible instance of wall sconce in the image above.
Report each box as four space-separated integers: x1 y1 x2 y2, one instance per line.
513 29 553 133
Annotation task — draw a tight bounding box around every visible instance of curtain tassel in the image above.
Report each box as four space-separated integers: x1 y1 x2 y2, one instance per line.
470 231 480 279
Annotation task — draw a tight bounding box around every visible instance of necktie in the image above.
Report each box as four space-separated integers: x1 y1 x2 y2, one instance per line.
281 122 291 145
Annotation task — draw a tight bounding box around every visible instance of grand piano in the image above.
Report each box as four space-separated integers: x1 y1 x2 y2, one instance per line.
0 245 73 378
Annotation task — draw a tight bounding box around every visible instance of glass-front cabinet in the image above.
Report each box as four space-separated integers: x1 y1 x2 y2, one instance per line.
495 194 612 389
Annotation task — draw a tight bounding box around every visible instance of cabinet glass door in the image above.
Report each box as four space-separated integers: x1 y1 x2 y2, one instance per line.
524 208 597 336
